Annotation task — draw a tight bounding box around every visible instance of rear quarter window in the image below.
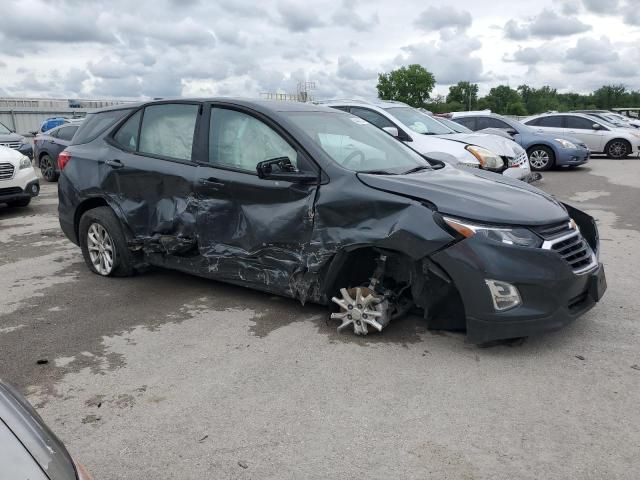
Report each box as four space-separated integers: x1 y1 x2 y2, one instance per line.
71 109 132 145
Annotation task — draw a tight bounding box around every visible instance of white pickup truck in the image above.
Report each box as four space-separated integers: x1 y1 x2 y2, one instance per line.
0 146 40 207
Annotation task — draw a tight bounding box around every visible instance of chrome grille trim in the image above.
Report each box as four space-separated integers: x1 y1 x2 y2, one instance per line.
0 162 16 180
0 142 21 149
542 229 598 275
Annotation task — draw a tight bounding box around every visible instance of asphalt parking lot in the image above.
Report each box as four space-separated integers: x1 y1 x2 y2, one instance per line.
1 160 639 479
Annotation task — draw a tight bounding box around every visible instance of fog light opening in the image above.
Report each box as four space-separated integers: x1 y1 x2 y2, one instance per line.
485 279 521 311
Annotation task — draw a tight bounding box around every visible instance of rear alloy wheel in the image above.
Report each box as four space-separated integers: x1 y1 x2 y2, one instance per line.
39 154 59 182
79 207 135 277
527 146 555 171
605 139 630 159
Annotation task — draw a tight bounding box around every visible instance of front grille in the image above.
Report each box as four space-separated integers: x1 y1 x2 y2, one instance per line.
505 151 529 168
0 142 21 149
0 186 22 196
533 221 574 240
0 162 15 180
542 228 597 274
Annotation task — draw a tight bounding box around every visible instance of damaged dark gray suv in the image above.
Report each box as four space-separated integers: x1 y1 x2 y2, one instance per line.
58 99 607 343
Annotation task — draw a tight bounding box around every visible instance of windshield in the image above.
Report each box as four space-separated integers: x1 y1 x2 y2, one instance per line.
383 107 452 135
435 117 472 133
287 112 431 174
0 122 11 134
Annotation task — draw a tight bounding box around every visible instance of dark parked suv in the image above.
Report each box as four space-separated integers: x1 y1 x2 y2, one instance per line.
58 99 607 344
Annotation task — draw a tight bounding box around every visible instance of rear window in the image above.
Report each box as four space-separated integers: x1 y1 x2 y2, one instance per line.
71 109 132 145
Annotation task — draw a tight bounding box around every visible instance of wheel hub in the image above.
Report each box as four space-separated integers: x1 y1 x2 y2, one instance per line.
87 223 115 275
331 287 388 335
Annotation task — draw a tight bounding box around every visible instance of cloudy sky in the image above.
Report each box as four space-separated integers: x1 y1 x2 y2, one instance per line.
0 0 639 100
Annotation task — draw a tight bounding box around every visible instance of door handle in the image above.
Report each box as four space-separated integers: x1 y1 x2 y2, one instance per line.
106 159 124 169
199 177 226 188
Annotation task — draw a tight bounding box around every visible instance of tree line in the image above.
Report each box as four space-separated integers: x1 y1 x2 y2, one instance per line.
377 64 640 115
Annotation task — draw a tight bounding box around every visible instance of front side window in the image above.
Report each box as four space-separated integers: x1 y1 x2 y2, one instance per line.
349 107 395 130
566 116 597 130
384 107 451 134
209 108 298 172
477 117 511 130
537 116 563 128
139 104 199 161
286 111 431 173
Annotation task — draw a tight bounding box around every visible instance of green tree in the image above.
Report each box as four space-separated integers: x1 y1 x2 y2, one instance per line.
593 84 628 109
482 85 527 115
517 85 560 114
377 64 436 108
446 81 479 110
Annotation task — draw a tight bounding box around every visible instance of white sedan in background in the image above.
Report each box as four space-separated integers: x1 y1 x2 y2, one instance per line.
318 99 531 181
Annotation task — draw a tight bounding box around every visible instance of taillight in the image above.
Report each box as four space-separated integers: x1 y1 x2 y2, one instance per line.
58 151 71 170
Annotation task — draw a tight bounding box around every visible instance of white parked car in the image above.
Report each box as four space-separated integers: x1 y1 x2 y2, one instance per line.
317 99 530 180
0 145 40 207
523 112 640 159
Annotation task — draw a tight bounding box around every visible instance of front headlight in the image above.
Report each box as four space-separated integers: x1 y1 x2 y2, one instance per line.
465 145 505 171
19 156 32 169
555 138 577 149
443 216 543 248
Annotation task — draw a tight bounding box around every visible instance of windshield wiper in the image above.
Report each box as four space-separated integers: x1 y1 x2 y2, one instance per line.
359 169 398 175
401 166 432 175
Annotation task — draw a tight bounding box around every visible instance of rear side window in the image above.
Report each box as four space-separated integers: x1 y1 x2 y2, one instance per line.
113 110 142 150
350 107 395 130
72 109 132 145
56 126 78 141
139 104 199 161
455 117 476 130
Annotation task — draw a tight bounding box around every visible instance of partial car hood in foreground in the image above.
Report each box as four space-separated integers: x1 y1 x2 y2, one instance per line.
0 145 26 163
358 166 568 226
0 132 26 144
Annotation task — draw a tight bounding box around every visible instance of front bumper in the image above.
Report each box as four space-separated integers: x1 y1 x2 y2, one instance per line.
556 147 590 166
0 166 40 202
431 216 605 343
0 180 40 203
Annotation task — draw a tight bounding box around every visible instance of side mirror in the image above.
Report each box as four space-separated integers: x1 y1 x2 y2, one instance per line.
382 126 399 138
256 157 318 183
592 123 601 130
506 128 517 136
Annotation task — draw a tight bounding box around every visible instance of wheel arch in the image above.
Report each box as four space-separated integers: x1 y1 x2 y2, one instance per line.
321 245 466 330
74 196 133 243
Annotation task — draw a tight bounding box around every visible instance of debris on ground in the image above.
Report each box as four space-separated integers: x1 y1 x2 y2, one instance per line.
238 461 249 469
198 435 208 443
631 364 640 371
36 359 49 365
575 355 586 361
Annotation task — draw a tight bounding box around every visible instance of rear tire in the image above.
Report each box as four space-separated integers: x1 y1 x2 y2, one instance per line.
7 198 31 207
605 139 631 159
39 154 59 182
527 146 555 171
79 207 135 277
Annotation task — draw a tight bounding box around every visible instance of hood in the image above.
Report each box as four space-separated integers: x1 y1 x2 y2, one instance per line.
440 132 524 158
0 145 26 163
408 134 477 165
0 132 25 144
357 165 568 226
